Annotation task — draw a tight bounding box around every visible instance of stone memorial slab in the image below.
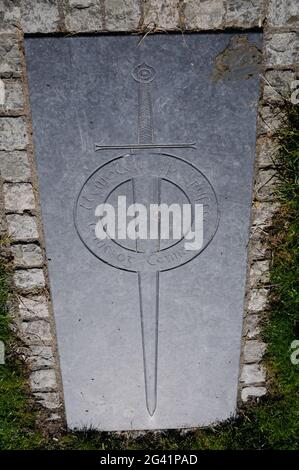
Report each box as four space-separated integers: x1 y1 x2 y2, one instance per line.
25 33 262 430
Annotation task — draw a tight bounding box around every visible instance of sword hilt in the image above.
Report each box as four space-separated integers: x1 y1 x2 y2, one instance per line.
132 63 156 146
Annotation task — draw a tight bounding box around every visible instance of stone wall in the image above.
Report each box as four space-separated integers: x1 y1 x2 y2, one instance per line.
0 0 298 429
240 4 299 403
1 1 298 34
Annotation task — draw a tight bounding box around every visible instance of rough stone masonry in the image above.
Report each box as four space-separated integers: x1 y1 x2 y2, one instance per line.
0 0 298 429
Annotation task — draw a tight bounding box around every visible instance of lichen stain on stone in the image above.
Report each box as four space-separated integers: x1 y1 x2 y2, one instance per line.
212 35 262 82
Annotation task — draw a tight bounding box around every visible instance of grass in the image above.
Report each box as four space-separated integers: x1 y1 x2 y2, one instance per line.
0 259 44 449
0 103 298 450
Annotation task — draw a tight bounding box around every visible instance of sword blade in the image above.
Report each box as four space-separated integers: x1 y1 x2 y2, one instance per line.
132 175 160 416
138 271 159 416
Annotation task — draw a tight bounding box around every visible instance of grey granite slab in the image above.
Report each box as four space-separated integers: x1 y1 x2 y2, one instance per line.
25 33 261 430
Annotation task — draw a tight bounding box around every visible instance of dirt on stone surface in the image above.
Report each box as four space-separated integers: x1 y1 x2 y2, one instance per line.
213 34 262 81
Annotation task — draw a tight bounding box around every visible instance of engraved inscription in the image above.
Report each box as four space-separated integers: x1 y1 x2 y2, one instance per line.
75 153 218 272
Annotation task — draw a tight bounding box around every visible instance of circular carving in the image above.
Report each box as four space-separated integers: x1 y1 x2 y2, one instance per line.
74 153 219 273
132 63 156 83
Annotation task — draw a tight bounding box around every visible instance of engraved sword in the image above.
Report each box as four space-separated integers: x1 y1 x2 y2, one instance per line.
132 63 160 416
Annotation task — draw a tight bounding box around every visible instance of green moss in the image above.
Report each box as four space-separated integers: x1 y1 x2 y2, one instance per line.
0 103 298 450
